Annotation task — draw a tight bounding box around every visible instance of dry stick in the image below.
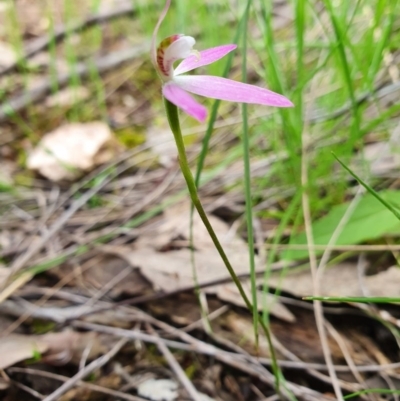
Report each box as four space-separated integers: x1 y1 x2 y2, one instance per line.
0 2 136 77
64 261 293 323
4 146 182 282
147 324 203 401
72 320 241 358
78 166 178 236
4 151 163 286
325 321 365 385
2 166 120 291
1 253 113 336
0 43 148 123
380 374 400 401
27 157 174 267
269 332 360 393
301 135 344 400
8 380 44 400
72 320 329 401
314 187 365 389
308 81 400 123
182 305 229 333
78 266 133 310
1 292 392 378
8 367 146 401
210 328 400 374
105 312 333 401
2 302 396 375
41 337 128 401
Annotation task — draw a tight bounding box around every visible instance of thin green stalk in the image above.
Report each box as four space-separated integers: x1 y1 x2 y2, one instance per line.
366 0 398 87
333 153 400 221
360 102 400 136
189 1 255 339
304 296 400 303
164 97 281 393
88 60 108 120
262 193 301 324
194 13 245 186
258 0 300 181
294 0 305 124
322 0 361 143
241 0 259 349
64 1 82 121
344 389 400 400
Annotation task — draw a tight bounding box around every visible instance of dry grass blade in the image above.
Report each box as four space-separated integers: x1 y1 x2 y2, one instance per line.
146 323 204 401
301 128 344 400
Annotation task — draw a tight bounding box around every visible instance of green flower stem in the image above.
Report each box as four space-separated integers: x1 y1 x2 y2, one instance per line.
163 97 281 393
241 0 259 350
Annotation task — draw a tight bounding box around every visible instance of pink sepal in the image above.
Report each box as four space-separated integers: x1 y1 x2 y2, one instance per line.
162 82 207 122
174 75 293 107
174 44 237 75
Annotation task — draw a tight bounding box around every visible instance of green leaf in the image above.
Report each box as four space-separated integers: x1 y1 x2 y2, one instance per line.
284 190 400 260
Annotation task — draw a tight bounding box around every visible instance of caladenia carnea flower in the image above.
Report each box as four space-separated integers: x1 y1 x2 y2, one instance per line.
151 2 293 123
150 2 286 393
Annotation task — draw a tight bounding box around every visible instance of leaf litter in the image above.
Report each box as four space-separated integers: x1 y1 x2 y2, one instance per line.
27 122 121 181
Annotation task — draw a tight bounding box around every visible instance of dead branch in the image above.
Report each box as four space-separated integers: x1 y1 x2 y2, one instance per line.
0 43 148 123
147 323 203 401
0 2 136 77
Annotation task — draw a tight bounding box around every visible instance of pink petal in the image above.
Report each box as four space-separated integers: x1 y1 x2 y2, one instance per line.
174 44 237 76
174 75 293 107
162 82 207 122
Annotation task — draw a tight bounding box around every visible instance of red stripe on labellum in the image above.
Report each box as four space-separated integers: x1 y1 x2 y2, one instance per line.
156 34 182 77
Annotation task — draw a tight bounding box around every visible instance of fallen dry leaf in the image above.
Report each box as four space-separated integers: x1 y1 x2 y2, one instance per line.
364 266 400 297
110 201 294 321
27 122 120 181
146 125 178 167
138 379 178 401
137 378 216 401
0 41 17 67
268 263 400 299
0 331 104 370
216 283 295 322
0 334 49 370
40 330 104 365
217 307 377 370
54 254 149 298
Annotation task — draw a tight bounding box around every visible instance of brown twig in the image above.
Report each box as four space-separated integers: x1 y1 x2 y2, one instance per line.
62 260 292 323
72 320 331 401
0 44 148 123
146 323 203 401
7 367 146 401
307 81 400 123
0 2 136 77
3 300 397 375
302 143 344 400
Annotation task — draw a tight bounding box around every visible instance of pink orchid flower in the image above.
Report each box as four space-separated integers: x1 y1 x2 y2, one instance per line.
151 0 293 122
